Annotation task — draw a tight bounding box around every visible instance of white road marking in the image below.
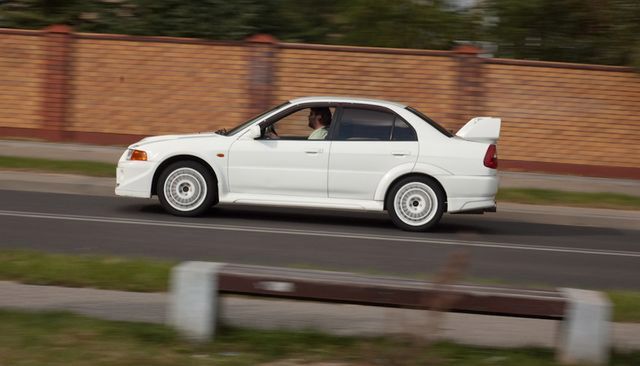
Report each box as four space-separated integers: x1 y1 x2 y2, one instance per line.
499 207 640 221
0 209 639 258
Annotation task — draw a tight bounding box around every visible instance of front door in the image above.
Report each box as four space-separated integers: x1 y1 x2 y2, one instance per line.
227 107 332 197
228 139 329 197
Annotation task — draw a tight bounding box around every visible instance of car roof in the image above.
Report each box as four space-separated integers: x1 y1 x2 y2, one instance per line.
289 96 407 109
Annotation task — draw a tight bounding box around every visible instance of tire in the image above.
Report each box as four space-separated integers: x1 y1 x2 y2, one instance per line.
157 161 217 217
386 176 445 232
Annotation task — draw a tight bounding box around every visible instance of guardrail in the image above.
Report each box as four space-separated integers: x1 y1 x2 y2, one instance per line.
168 262 611 365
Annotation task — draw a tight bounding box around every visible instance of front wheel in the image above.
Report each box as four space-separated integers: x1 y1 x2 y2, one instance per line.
157 161 217 217
386 176 445 232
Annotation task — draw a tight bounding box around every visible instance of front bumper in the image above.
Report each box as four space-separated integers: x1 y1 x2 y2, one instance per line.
115 158 155 198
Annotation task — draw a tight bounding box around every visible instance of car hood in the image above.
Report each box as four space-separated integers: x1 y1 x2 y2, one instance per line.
131 132 221 148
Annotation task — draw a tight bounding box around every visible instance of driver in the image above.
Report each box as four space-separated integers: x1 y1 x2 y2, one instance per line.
264 107 332 140
307 107 332 140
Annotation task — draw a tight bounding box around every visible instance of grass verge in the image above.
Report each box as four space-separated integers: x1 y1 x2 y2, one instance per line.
0 250 639 322
0 155 116 177
2 309 639 366
0 250 174 292
497 188 640 210
608 291 640 323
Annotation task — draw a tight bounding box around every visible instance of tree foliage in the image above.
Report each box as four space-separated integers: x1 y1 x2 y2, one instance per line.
333 0 472 50
484 0 640 66
0 0 638 67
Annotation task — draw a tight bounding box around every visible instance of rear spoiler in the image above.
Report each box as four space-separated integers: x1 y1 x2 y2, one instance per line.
456 117 501 144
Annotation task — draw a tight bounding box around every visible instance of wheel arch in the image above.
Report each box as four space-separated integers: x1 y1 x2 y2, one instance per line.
383 173 448 212
151 155 218 196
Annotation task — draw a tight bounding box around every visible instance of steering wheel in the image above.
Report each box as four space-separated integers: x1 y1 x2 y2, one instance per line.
264 125 278 139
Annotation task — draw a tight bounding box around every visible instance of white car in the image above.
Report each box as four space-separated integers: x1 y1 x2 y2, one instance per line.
116 96 500 231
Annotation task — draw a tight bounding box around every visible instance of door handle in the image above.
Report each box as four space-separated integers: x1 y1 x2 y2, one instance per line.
305 149 322 154
392 151 410 157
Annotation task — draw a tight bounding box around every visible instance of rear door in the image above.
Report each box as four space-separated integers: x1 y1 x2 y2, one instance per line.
328 107 419 200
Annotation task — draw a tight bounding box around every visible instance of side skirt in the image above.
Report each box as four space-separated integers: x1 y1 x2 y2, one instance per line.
219 193 385 212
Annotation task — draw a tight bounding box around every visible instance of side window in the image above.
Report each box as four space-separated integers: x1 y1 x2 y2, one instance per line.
273 109 311 138
392 118 417 141
269 107 335 140
335 108 395 141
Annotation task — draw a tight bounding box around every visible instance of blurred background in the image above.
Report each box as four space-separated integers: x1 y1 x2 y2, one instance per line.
1 0 639 178
1 2 640 364
2 0 640 66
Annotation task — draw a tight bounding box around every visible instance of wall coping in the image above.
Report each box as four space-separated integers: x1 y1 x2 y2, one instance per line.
486 57 634 73
0 28 41 36
279 42 454 57
73 32 245 47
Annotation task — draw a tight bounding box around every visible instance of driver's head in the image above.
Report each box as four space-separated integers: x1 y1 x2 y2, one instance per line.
308 107 332 128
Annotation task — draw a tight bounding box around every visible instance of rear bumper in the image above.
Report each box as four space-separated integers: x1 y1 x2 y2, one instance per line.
438 174 498 213
447 198 497 213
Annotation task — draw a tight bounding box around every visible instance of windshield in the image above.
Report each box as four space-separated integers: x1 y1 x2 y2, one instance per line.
223 102 291 136
406 106 454 137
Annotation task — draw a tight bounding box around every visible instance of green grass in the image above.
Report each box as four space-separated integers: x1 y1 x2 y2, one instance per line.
608 291 640 323
2 309 639 366
0 155 116 177
0 249 639 322
497 188 640 210
0 250 174 292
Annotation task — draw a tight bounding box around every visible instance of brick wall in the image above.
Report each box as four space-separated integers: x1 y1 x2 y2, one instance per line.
0 27 639 179
484 61 640 174
0 31 44 130
70 37 252 136
275 45 459 126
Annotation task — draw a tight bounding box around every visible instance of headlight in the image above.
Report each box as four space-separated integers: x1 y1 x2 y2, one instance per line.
126 149 148 161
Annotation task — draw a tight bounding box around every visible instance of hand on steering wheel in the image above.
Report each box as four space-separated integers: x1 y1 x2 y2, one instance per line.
264 125 279 139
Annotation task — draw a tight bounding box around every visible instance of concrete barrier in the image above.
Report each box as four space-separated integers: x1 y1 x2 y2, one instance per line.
168 262 611 364
558 288 611 365
167 261 222 341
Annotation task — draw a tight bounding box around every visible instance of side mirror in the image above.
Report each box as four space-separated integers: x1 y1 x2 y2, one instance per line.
241 125 262 140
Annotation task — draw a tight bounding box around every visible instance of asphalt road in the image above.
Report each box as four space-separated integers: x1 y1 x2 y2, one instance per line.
1 189 639 290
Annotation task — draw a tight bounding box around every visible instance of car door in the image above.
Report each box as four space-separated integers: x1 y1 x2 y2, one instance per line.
227 108 330 197
328 107 419 200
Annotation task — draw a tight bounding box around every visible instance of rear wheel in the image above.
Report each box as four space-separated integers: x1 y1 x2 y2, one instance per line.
386 176 445 232
157 161 217 216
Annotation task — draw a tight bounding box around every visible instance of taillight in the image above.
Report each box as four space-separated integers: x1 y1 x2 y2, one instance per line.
484 144 498 169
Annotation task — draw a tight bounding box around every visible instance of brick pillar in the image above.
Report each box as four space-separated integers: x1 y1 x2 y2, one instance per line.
453 45 484 130
246 34 278 115
41 25 73 141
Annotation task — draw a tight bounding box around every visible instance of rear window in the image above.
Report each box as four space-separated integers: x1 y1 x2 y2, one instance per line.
406 106 453 137
335 108 395 141
392 118 417 141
